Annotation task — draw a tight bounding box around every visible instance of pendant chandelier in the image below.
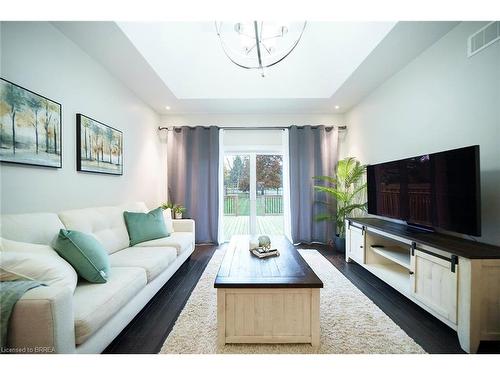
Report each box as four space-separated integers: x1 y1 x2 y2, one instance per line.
215 21 307 77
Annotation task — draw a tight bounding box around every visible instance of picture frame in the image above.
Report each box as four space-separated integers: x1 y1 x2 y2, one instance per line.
0 77 62 168
76 113 123 175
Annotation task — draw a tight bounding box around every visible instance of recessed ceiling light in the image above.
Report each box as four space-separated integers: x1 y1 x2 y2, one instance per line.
165 106 171 110
334 105 340 110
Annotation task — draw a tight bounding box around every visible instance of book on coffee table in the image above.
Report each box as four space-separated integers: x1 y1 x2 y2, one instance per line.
250 248 280 258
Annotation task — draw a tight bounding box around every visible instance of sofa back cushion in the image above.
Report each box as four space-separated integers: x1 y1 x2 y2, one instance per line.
0 237 78 293
58 202 148 254
163 208 174 233
0 213 65 246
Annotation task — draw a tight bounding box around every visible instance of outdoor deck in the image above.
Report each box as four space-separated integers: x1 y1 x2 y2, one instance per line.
223 215 284 240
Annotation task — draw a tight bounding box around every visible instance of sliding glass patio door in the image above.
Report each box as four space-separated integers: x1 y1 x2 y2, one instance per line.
223 154 251 240
222 152 284 241
255 154 284 236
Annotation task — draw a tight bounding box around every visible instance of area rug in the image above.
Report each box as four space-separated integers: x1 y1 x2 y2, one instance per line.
160 249 425 354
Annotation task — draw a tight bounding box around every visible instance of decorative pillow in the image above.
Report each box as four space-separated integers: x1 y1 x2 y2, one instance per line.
124 207 170 246
0 237 78 292
163 208 175 234
53 229 110 283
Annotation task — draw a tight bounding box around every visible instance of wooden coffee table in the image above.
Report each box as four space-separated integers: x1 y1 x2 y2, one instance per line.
214 236 323 346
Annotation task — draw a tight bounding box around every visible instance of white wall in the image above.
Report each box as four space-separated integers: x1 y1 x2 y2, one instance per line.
223 129 283 150
160 113 344 127
342 22 500 246
0 22 166 214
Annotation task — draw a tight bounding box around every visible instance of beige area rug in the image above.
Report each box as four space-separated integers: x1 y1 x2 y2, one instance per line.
160 249 426 354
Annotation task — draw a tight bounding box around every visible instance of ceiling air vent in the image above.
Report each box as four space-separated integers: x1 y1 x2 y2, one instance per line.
467 21 500 57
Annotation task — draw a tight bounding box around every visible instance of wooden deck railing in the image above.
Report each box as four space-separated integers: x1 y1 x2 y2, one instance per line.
260 195 283 216
224 194 283 216
224 195 240 215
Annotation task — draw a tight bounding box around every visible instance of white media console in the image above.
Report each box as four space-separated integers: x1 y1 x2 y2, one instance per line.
345 217 500 353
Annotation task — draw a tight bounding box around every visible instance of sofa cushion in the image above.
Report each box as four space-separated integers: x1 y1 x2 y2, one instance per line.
53 230 110 284
58 202 148 254
109 246 177 282
0 213 64 246
0 238 78 293
163 208 174 233
134 232 194 255
123 208 169 246
73 267 147 345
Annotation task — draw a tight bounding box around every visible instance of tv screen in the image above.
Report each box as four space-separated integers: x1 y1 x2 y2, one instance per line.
367 145 481 236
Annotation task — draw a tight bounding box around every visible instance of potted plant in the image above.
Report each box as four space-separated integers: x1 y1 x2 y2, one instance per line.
314 157 367 252
160 202 175 218
173 205 186 219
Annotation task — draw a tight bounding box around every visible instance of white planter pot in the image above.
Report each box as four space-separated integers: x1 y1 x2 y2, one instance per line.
174 212 183 219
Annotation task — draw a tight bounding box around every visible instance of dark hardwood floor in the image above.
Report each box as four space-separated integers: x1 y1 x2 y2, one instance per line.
104 242 500 354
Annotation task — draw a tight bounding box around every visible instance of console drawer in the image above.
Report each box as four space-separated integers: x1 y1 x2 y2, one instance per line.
411 249 458 325
348 225 365 264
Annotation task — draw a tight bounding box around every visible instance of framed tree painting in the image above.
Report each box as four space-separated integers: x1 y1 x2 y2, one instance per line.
0 78 62 168
76 113 123 175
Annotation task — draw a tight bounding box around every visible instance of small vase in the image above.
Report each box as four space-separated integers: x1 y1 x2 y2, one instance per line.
174 212 183 219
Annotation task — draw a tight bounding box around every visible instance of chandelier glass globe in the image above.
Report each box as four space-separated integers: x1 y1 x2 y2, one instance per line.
215 21 307 77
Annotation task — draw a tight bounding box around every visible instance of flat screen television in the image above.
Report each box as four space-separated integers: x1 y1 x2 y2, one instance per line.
367 145 481 236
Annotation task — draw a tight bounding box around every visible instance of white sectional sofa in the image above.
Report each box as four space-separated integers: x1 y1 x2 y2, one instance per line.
0 202 195 354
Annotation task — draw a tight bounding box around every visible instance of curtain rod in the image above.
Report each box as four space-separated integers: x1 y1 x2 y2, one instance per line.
158 125 347 131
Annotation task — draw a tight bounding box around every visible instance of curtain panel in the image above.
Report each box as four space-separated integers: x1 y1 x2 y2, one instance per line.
167 126 220 243
289 125 339 244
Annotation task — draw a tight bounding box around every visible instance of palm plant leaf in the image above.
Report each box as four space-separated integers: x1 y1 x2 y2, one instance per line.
313 156 367 238
340 203 367 216
314 186 349 203
347 164 365 187
336 158 352 186
347 183 367 202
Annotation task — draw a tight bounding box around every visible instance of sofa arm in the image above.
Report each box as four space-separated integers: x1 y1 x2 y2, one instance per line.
172 219 195 234
7 286 75 354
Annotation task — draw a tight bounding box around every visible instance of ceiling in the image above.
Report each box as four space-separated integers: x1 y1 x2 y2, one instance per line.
117 22 395 100
53 21 458 115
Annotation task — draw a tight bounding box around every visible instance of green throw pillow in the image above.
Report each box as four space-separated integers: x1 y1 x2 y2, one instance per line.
53 229 110 283
123 207 170 246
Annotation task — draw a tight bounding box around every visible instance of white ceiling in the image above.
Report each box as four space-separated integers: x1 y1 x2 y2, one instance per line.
117 22 395 99
53 21 459 115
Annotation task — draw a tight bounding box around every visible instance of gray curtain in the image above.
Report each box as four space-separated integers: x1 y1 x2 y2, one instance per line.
167 126 219 243
289 125 339 244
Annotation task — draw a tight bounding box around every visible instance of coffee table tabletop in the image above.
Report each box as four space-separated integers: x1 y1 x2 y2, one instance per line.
214 235 323 289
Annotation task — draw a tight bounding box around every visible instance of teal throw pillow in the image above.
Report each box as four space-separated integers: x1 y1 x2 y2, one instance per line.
123 207 170 246
53 229 110 283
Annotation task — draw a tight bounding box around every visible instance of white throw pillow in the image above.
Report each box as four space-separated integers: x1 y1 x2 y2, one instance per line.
0 237 78 293
163 208 175 234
